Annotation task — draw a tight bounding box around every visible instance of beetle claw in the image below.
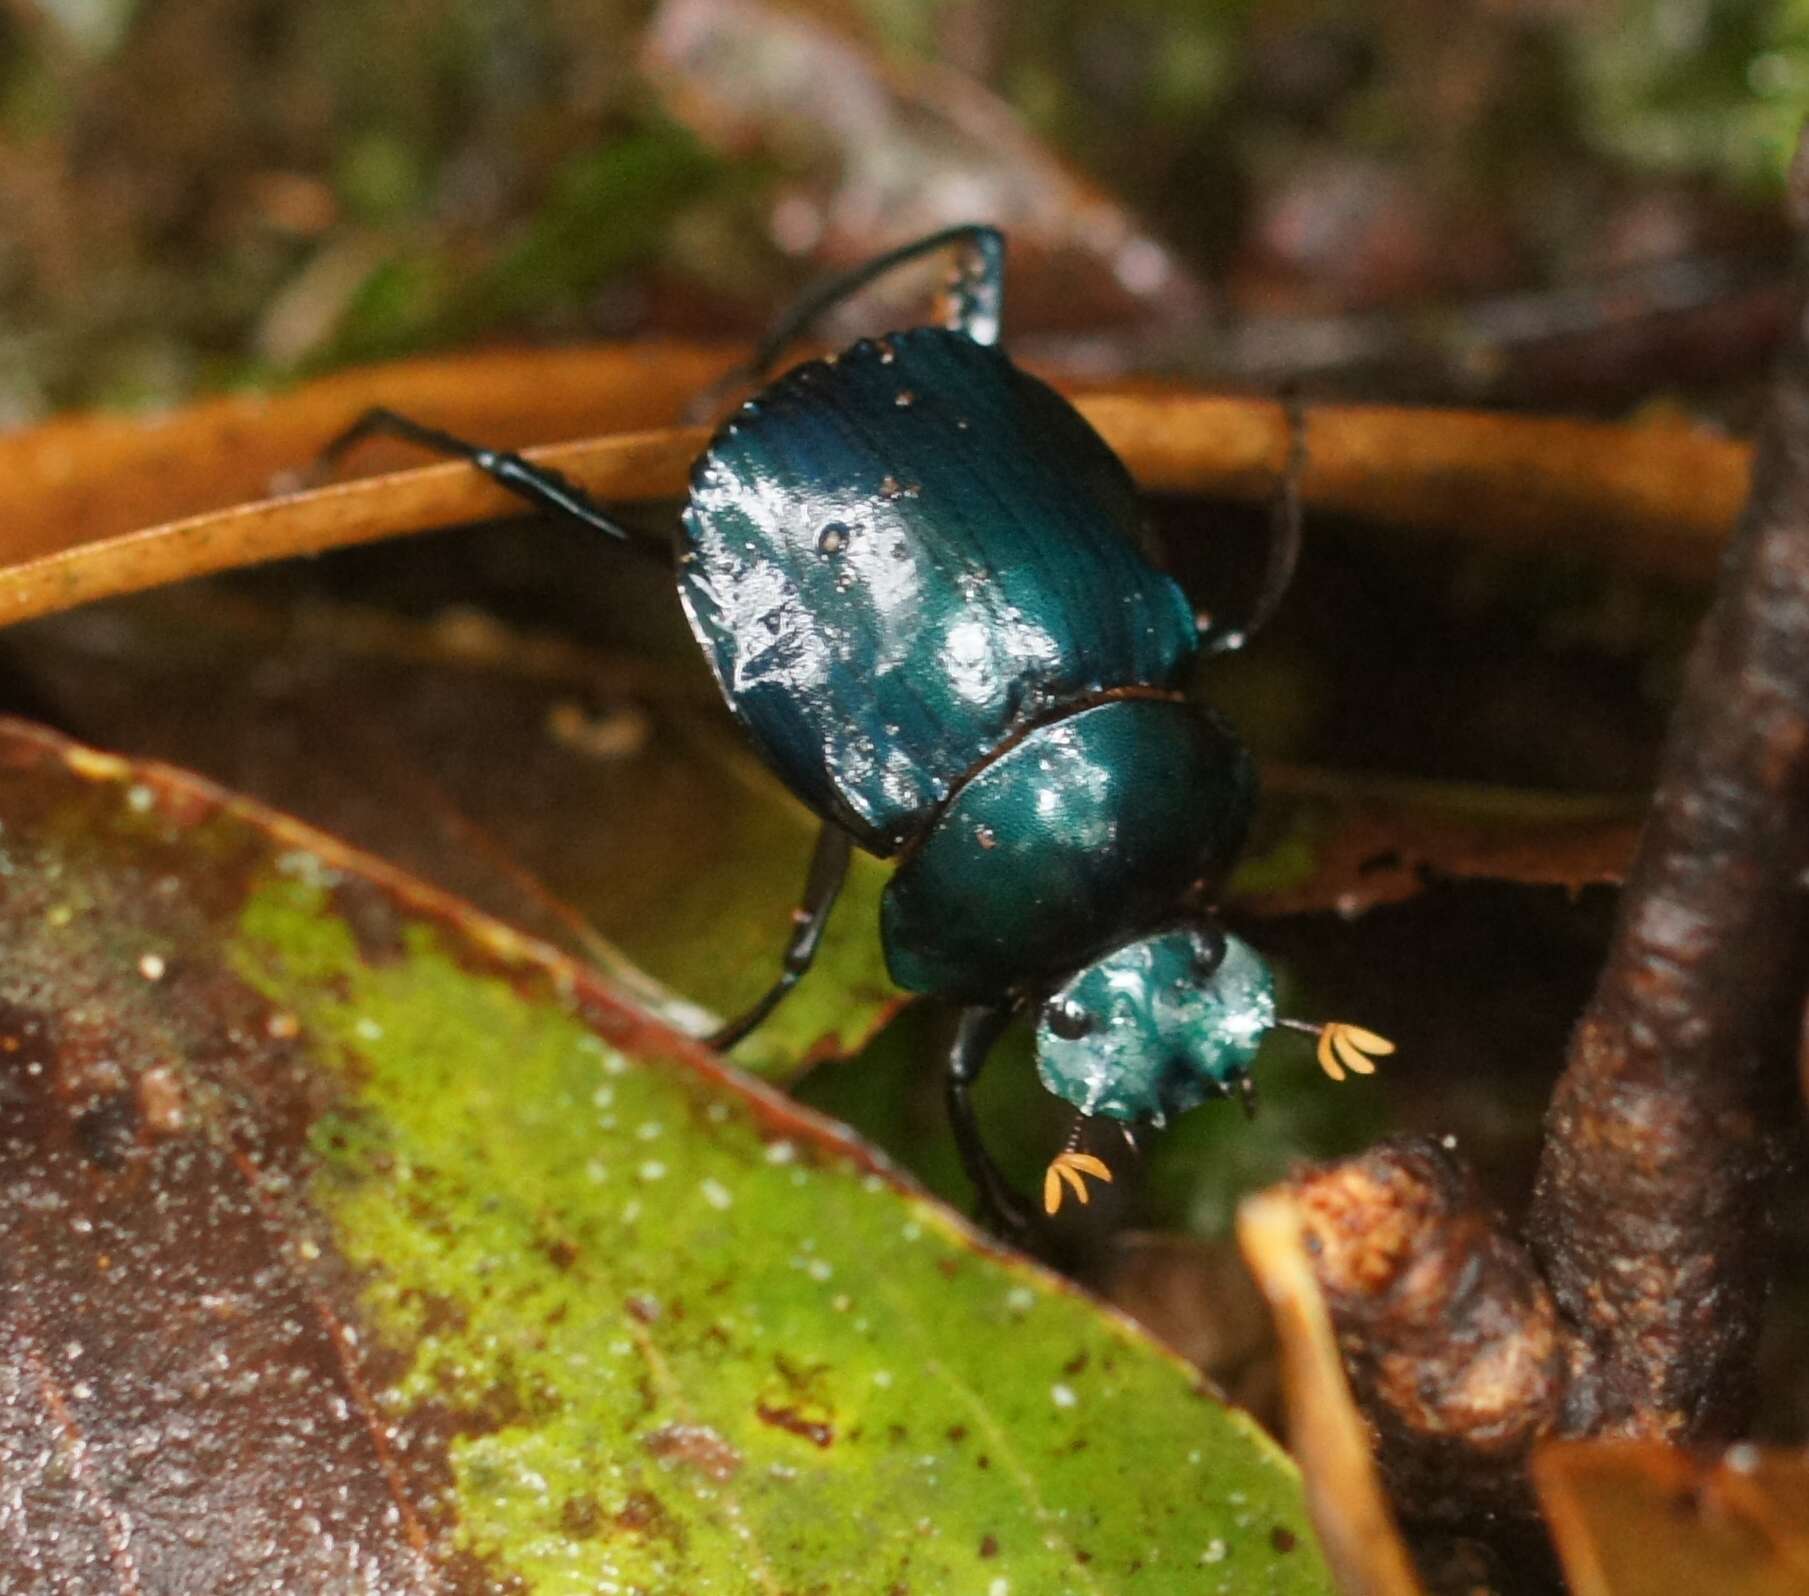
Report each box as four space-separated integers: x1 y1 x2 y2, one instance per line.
1236 1072 1259 1119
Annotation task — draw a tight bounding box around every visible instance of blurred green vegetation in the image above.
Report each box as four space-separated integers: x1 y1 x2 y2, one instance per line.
2 0 1808 415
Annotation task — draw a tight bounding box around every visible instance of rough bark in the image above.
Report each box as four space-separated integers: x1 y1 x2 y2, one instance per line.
1285 144 1809 1528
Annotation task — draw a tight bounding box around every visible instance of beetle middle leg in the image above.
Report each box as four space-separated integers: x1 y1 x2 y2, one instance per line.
1196 387 1306 655
314 406 667 562
945 1004 1035 1238
708 823 852 1050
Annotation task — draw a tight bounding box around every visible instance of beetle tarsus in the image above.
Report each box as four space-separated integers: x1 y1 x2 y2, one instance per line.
687 225 1011 422
751 224 1006 382
313 405 661 556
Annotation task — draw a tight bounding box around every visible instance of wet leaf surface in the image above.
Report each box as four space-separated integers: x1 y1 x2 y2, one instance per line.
1535 1441 1809 1596
0 717 1331 1592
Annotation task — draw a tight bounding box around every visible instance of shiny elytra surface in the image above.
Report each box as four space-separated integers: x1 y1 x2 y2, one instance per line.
677 328 1199 852
880 698 1256 996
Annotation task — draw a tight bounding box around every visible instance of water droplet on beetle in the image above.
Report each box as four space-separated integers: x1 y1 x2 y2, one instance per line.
817 522 849 556
976 825 997 850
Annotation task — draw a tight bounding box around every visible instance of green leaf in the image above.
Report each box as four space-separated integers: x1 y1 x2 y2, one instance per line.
0 717 1332 1592
7 587 903 1078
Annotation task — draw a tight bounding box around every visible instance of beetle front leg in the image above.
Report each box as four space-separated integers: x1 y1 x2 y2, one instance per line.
313 407 667 562
707 823 852 1050
687 225 1009 422
945 1003 1035 1239
750 224 1006 380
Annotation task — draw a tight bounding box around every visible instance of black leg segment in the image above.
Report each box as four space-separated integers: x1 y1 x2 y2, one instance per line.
707 823 853 1051
945 1003 1034 1238
317 406 647 549
1197 387 1306 656
684 225 1008 423
750 224 1007 380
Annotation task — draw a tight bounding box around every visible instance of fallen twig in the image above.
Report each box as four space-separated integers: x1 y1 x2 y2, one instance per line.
1266 138 1809 1537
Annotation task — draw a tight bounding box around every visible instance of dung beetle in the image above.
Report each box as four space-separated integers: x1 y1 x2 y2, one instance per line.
319 225 1391 1236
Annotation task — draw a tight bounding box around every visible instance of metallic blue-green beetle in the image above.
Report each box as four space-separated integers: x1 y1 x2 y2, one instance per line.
320 226 1390 1235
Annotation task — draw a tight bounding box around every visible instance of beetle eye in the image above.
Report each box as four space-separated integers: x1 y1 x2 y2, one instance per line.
1044 1002 1094 1041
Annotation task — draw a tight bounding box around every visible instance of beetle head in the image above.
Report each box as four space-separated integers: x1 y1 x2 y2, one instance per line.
1033 924 1275 1127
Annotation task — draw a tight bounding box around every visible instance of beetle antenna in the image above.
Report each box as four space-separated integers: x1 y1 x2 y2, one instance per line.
1042 1119 1115 1216
1276 1017 1396 1082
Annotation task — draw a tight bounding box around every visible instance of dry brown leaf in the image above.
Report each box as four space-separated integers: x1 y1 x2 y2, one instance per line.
1535 1441 1809 1596
1237 767 1641 917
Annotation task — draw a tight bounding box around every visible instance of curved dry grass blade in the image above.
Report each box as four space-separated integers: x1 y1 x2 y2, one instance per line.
1082 393 1747 582
0 343 740 559
0 427 708 628
0 375 1748 633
